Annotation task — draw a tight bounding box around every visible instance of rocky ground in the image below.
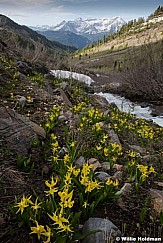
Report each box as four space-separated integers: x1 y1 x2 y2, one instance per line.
0 41 163 242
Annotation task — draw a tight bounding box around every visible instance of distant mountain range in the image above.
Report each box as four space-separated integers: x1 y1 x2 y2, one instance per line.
30 17 126 49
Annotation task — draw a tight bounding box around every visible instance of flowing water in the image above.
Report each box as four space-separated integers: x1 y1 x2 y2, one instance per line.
51 70 163 127
98 92 163 127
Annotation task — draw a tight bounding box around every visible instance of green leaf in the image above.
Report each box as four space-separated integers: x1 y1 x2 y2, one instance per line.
94 193 105 207
160 211 163 225
71 211 82 227
74 178 84 192
140 208 147 223
30 162 35 175
56 236 67 243
73 229 102 241
114 190 123 197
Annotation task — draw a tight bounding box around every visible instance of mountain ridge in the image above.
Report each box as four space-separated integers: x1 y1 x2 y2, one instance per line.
30 16 125 35
30 16 126 49
0 14 76 66
37 30 91 49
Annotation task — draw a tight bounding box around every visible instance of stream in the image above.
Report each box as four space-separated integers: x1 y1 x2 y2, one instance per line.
51 70 163 127
97 92 163 127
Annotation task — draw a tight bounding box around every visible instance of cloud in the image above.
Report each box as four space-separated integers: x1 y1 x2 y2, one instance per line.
0 0 53 4
0 0 53 8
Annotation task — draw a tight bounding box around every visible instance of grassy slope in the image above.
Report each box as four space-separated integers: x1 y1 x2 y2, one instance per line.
0 39 163 242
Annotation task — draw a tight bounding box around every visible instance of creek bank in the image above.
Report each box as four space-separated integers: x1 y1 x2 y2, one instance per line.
97 92 163 127
50 69 163 127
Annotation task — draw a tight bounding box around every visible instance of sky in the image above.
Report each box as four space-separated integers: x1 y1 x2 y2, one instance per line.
0 0 163 26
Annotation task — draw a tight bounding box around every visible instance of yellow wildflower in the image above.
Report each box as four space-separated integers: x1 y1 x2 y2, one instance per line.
51 133 57 140
70 141 75 147
129 150 136 158
113 179 119 187
81 163 92 175
149 166 156 174
64 154 70 164
85 180 101 193
30 221 45 240
45 176 58 196
73 168 80 177
58 224 73 233
65 172 72 185
104 147 108 157
45 176 57 188
31 198 41 211
80 175 89 186
58 189 74 208
96 145 102 150
45 123 50 128
48 212 73 233
83 201 89 208
27 96 31 103
14 195 33 214
106 178 113 186
42 226 52 243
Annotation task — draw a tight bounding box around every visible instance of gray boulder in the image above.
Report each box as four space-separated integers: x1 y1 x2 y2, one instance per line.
0 106 46 155
109 129 121 146
95 171 110 182
83 218 121 243
75 156 86 168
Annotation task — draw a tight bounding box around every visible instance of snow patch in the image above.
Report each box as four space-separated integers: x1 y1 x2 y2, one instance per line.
50 70 95 86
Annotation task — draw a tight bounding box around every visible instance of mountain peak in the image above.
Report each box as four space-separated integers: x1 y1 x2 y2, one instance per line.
30 16 126 35
74 17 83 22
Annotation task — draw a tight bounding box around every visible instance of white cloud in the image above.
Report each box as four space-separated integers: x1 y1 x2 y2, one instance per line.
0 0 53 4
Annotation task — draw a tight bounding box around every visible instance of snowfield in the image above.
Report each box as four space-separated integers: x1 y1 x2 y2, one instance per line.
50 70 95 86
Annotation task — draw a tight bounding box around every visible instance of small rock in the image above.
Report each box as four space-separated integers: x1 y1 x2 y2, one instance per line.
58 115 67 122
0 216 5 226
75 156 86 168
129 145 146 155
17 61 28 69
141 155 151 163
58 147 69 157
60 89 73 108
60 81 70 92
88 158 101 171
117 197 127 211
83 218 121 243
42 165 49 175
112 171 123 182
53 88 60 94
44 73 55 80
17 96 27 108
153 181 163 188
30 122 46 139
64 110 73 119
113 164 124 171
109 129 121 146
150 189 163 215
101 162 111 171
45 81 54 95
109 82 120 89
92 94 108 107
95 171 110 182
121 183 132 195
103 109 111 116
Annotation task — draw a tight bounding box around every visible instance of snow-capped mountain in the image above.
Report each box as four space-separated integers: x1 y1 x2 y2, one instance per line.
30 17 126 49
30 16 125 35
